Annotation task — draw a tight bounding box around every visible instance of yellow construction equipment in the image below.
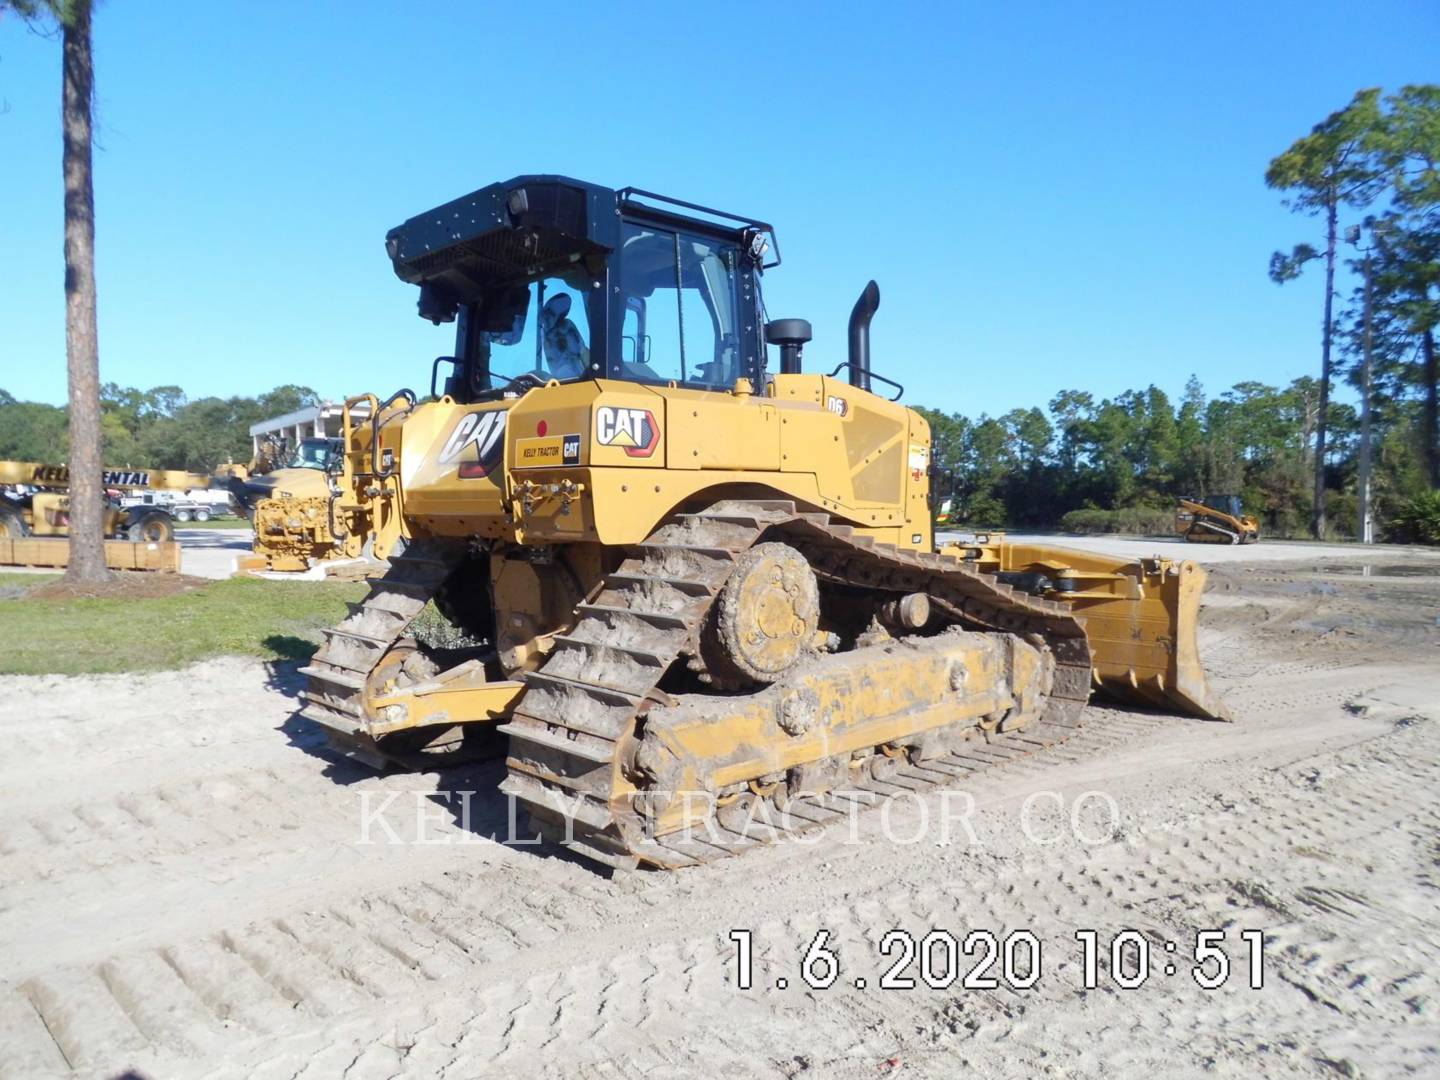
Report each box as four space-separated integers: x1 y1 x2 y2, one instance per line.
1176 495 1260 545
232 432 409 572
300 175 1230 870
1 461 213 541
0 460 244 569
231 436 343 571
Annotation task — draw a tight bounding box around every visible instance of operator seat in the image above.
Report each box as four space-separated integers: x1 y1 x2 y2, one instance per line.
541 293 588 379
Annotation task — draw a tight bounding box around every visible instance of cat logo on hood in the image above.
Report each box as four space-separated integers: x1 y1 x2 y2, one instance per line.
439 409 507 478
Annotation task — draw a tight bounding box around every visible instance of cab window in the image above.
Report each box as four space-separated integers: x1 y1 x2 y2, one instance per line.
466 272 594 397
617 222 739 388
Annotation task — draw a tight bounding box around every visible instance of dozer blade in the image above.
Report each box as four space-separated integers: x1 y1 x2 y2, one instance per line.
985 543 1231 722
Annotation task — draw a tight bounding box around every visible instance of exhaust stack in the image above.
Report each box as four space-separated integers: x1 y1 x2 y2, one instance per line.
848 280 880 391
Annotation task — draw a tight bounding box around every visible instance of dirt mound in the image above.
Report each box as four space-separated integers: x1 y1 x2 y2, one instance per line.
24 572 211 601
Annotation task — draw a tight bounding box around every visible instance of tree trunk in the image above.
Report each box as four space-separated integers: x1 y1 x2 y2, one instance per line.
1424 328 1439 489
1311 197 1337 540
61 0 108 584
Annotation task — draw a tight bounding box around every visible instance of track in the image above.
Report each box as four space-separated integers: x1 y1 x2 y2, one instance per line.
298 541 464 767
500 499 1094 870
1186 519 1240 543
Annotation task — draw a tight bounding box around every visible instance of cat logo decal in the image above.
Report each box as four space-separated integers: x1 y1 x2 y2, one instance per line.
439 409 507 478
595 406 659 457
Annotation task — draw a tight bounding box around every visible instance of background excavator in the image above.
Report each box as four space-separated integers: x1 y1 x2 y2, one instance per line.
299 175 1230 871
1176 495 1260 544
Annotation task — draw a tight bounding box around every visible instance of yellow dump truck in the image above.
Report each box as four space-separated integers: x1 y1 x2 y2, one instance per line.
230 432 409 572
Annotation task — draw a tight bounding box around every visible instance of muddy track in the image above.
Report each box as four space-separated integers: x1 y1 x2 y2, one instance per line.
298 542 465 768
502 499 1091 869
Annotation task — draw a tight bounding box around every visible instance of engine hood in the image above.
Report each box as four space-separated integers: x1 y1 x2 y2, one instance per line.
396 398 517 538
229 467 331 517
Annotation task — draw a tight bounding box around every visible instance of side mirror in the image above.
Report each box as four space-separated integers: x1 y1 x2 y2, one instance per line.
431 356 459 398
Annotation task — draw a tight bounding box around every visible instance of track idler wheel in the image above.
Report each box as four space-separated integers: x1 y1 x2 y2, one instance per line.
363 640 439 726
700 542 821 689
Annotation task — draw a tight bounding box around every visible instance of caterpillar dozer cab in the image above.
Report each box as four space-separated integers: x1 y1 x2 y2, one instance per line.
1176 495 1260 545
300 175 1230 871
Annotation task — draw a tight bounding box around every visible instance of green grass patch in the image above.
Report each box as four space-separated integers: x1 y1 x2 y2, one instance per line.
0 577 366 675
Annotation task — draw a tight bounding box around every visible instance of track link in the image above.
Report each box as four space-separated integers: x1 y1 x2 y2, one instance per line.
499 500 1093 870
299 540 465 767
1187 519 1241 544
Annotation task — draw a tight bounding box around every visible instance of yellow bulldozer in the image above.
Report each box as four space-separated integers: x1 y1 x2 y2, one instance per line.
1176 495 1260 545
300 175 1229 870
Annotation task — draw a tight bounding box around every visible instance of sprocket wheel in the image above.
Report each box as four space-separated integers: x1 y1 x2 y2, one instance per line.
699 541 820 689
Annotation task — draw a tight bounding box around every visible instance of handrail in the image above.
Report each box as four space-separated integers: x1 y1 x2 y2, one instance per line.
368 389 416 480
342 393 378 482
617 186 781 269
826 363 904 402
327 487 348 540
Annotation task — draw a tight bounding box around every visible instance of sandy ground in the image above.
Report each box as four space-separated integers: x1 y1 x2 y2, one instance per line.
175 527 253 580
1 549 1438 1078
943 528 1440 566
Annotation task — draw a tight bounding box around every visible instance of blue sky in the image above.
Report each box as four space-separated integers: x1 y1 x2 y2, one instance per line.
1 1 1436 418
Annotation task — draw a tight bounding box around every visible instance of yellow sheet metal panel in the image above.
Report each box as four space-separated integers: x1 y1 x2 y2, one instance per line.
663 387 780 471
589 387 665 468
399 399 513 533
387 380 933 550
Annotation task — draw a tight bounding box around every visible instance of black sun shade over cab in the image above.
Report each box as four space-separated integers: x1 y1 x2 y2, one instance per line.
383 174 784 391
384 175 618 316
